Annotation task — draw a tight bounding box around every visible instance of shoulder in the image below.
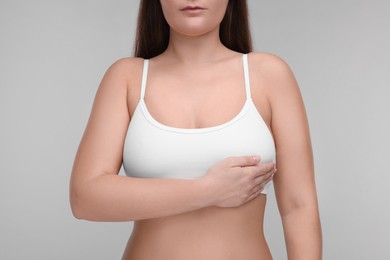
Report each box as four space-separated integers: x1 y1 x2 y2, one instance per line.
248 52 296 84
103 57 144 80
247 52 300 100
98 57 145 93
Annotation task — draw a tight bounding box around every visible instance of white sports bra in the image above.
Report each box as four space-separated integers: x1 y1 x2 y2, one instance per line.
123 54 276 194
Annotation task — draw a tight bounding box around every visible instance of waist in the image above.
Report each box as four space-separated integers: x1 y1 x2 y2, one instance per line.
124 196 270 259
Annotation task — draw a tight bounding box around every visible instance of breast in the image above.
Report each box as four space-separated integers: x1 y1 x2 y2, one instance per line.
122 100 275 181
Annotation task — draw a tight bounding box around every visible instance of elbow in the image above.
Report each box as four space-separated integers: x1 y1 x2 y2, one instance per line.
69 177 112 221
69 185 89 220
69 169 97 220
69 190 83 220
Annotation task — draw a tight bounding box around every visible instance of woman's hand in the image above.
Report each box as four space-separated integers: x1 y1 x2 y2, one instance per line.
200 156 276 208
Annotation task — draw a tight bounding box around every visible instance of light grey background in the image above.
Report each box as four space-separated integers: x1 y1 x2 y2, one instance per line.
1 0 389 259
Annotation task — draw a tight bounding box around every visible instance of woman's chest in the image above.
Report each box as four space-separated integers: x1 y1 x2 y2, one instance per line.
122 100 275 180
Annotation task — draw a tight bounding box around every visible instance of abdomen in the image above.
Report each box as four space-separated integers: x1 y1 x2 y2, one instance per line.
122 196 272 260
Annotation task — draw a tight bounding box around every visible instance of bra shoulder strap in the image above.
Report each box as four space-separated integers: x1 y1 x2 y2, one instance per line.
242 54 252 100
140 59 149 100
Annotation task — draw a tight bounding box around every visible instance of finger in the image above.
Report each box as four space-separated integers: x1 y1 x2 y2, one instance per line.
253 169 275 186
257 175 273 190
228 156 261 167
242 163 274 176
252 163 275 178
253 172 271 185
248 186 264 201
250 183 263 194
255 171 275 184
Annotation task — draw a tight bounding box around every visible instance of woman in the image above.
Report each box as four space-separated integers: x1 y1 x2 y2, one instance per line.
70 0 322 259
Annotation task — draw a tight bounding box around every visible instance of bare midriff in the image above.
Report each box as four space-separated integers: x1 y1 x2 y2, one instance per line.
122 195 272 260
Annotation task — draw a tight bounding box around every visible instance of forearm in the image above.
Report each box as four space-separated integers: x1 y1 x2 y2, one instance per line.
70 174 212 222
281 206 322 260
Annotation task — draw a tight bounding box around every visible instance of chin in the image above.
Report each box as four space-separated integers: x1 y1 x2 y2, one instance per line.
173 23 219 37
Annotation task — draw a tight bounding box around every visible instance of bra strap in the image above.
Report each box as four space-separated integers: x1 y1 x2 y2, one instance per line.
242 54 252 100
140 59 149 100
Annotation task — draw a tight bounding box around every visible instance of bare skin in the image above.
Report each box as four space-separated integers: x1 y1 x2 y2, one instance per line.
122 52 274 260
70 0 321 259
123 197 271 260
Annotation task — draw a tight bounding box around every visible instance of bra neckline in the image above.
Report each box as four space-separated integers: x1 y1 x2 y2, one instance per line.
137 53 254 134
139 98 253 134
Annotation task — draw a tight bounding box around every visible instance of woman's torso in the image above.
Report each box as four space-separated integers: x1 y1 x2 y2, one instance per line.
122 197 271 260
122 52 274 260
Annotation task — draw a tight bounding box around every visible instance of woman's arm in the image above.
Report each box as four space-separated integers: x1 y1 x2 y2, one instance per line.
253 53 322 259
69 58 275 222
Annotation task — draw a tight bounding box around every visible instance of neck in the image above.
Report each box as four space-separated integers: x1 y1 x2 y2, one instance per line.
162 27 230 65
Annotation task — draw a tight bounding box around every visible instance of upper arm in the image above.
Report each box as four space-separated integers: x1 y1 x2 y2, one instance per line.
256 53 318 216
70 58 141 187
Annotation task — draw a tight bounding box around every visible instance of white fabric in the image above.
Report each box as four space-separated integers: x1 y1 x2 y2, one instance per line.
123 54 276 194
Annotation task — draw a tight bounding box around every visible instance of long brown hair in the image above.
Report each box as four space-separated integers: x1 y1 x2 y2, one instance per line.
134 0 252 59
